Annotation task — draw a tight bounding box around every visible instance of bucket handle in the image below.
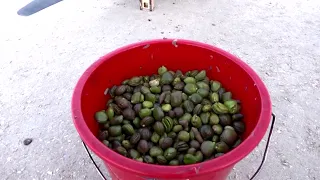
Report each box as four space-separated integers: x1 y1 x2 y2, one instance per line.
82 113 276 180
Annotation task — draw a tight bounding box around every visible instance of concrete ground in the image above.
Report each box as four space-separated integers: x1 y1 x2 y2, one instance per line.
1 0 319 179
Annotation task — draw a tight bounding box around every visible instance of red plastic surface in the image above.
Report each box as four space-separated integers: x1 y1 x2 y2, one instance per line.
72 39 272 180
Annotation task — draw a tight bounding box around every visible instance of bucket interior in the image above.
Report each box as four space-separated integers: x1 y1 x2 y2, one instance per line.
73 39 271 179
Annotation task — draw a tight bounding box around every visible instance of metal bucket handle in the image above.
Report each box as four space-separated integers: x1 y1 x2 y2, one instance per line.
83 113 276 180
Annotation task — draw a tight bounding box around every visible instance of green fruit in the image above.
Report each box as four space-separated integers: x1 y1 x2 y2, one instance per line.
215 141 230 153
149 146 164 157
179 113 192 122
161 71 174 85
142 101 153 108
210 81 221 92
202 104 212 112
173 125 183 133
159 137 173 149
174 82 185 90
184 83 198 95
149 79 160 87
200 112 210 124
153 121 165 135
171 91 183 107
135 157 143 162
189 93 203 104
108 134 125 142
95 111 108 124
158 66 168 75
190 70 199 77
210 92 219 103
108 125 122 137
183 154 197 165
122 108 135 120
178 131 190 142
212 135 219 142
194 151 204 162
193 104 202 115
164 147 177 161
131 92 142 104
129 149 141 159
191 115 202 128
151 132 161 143
197 88 209 98
220 128 238 146
137 140 149 154
183 100 194 113
128 76 142 86
122 140 132 149
233 121 245 134
232 113 244 121
200 141 215 157
215 153 225 158
153 106 164 121
224 100 239 114
102 140 110 147
110 115 123 125
200 125 214 140
182 93 188 101
209 113 220 125
184 77 196 84
156 155 167 165
139 108 152 118
212 124 223 135
150 86 161 94
133 117 141 128
164 93 171 104
115 146 128 156
196 82 210 91
98 131 109 140
175 141 189 152
106 107 114 120
195 70 206 81
168 132 177 139
187 147 197 155
221 92 232 102
162 85 172 92
162 116 174 133
122 124 135 135
115 85 127 96
162 104 172 112
190 140 200 149
212 103 229 114
145 93 156 104
232 139 242 148
218 88 226 100
130 133 141 145
143 155 155 164
169 160 179 166
140 116 154 127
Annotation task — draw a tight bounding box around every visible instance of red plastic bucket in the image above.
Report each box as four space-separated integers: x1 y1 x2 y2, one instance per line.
72 39 272 180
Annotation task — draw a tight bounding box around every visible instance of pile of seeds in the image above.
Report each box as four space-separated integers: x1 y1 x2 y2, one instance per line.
95 66 245 165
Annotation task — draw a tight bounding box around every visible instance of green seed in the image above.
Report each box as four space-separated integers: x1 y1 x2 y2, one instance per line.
149 79 160 87
187 147 197 155
220 128 238 146
174 82 185 90
153 121 165 135
169 159 179 166
182 93 188 101
158 66 168 75
172 77 181 86
141 86 151 95
139 108 152 118
122 140 132 149
129 149 141 159
106 107 114 120
131 92 142 104
194 151 204 162
143 155 155 164
215 141 230 153
142 101 153 108
189 93 203 104
122 124 135 135
183 100 194 113
178 131 190 142
200 141 215 157
183 83 198 95
195 70 206 81
149 146 164 157
232 139 242 148
164 147 177 161
150 86 161 94
184 77 196 84
212 103 229 114
156 155 167 165
173 125 183 133
128 76 142 86
160 71 174 85
108 125 122 137
115 146 128 156
197 88 209 98
130 133 141 145
175 141 189 152
171 91 183 107
135 157 143 162
200 112 210 124
190 140 200 149
183 154 197 165
190 70 199 77
95 111 108 124
110 115 123 125
162 116 174 133
153 106 164 121
145 93 156 104
179 113 192 122
211 81 221 92
212 124 223 135
222 92 232 102
196 82 210 91
140 116 154 127
212 135 219 142
224 100 239 114
210 92 219 103
162 104 172 112
151 132 161 143
133 117 141 128
209 113 220 125
191 115 202 128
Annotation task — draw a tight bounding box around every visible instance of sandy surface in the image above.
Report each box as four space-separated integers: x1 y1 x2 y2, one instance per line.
0 0 319 179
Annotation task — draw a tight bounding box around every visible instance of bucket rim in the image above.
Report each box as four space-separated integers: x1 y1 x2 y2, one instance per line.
71 38 272 178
